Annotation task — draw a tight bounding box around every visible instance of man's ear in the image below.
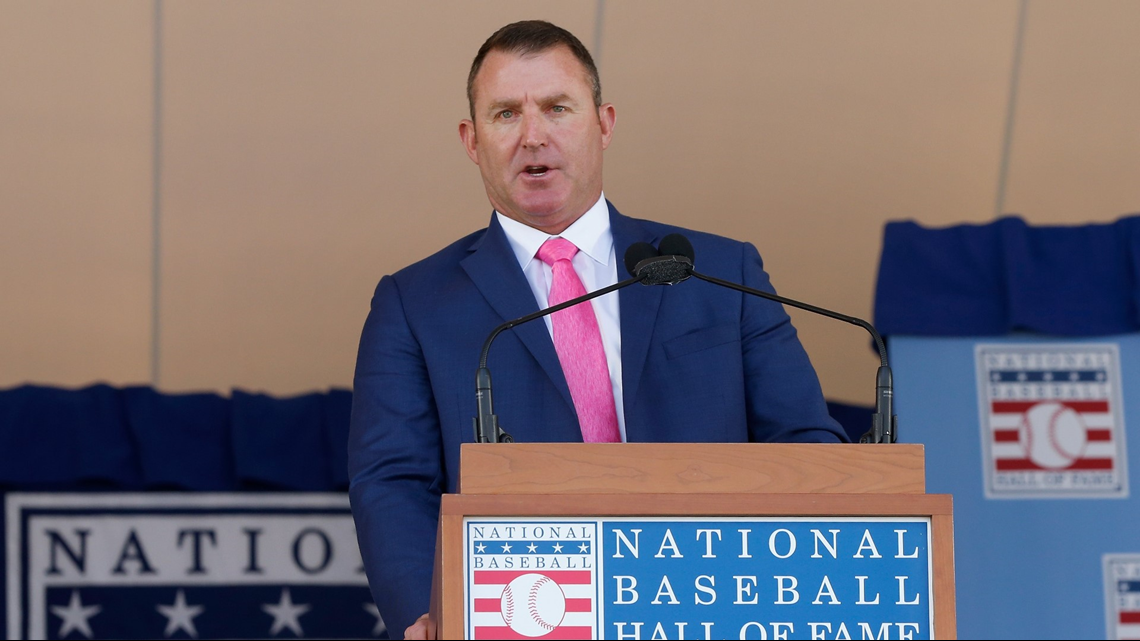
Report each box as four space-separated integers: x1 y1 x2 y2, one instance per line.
598 103 616 151
458 119 480 165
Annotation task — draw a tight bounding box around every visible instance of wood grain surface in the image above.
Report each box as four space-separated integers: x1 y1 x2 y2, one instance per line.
459 443 926 495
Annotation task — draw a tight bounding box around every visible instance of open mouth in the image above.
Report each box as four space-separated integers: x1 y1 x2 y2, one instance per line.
523 165 551 177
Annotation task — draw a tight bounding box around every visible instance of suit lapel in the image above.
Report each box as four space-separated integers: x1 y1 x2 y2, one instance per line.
461 207 665 438
610 204 664 423
460 215 576 415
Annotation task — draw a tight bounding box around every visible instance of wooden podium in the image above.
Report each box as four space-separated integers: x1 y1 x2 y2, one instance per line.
430 443 955 639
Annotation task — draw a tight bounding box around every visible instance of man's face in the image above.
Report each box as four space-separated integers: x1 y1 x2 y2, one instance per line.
459 46 616 235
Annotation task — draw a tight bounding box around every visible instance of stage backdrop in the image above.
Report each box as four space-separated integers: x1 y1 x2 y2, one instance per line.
876 215 1140 640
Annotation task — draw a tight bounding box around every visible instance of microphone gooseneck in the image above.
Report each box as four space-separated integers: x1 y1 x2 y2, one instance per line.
652 233 897 444
473 232 896 444
474 365 510 443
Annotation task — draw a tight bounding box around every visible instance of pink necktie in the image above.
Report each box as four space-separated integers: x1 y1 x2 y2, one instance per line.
536 238 621 443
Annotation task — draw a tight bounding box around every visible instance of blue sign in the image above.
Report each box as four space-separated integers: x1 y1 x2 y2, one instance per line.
465 517 933 640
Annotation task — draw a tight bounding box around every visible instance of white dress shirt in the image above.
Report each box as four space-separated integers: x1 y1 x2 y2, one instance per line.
496 193 626 441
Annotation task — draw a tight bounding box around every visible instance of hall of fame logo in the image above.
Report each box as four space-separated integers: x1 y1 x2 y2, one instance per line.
466 517 934 639
465 520 598 640
1104 554 1140 640
976 344 1129 499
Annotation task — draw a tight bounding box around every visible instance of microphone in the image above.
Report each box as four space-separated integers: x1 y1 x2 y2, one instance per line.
659 233 695 261
473 243 651 443
623 242 658 275
655 233 897 444
627 234 694 286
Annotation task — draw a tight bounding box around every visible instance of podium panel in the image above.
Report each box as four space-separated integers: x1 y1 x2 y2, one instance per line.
432 444 956 640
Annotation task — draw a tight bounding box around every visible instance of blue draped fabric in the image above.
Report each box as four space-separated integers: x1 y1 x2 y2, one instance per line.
232 389 330 491
875 215 1140 336
826 401 872 442
124 386 235 490
0 384 139 489
0 385 353 491
324 389 353 490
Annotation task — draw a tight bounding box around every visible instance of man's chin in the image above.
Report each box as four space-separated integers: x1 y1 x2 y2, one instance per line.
514 197 575 225
515 192 568 216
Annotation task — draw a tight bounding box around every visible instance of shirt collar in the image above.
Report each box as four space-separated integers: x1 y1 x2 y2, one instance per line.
496 192 612 269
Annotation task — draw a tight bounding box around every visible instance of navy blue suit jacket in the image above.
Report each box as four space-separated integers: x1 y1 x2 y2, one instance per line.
347 203 847 634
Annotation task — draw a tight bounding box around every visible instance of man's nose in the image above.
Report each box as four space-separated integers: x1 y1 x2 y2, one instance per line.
521 114 547 148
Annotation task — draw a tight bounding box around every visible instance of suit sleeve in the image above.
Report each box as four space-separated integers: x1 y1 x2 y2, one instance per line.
348 275 444 635
738 242 850 443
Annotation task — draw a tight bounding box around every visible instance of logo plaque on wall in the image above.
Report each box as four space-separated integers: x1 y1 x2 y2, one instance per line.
976 343 1129 499
1104 554 1140 640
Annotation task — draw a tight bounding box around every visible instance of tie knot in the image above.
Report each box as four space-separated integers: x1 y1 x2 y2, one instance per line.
536 237 579 266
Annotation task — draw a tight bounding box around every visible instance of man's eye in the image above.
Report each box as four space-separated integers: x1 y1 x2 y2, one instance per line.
499 110 514 119
551 106 566 113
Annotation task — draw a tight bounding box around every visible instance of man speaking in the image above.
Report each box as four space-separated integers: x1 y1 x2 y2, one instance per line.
347 20 848 639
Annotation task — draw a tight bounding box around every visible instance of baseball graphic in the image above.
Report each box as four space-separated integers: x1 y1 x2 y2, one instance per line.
500 573 566 637
1020 401 1088 469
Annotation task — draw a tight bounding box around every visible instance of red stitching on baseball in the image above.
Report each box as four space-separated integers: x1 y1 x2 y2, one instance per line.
501 585 514 625
1047 404 1086 465
528 575 556 632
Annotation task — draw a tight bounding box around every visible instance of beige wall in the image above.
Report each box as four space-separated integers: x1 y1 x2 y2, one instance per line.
1 1 154 386
2 0 1139 405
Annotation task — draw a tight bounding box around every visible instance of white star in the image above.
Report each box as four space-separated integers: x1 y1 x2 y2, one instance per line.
579 542 590 553
552 543 563 553
501 542 512 553
156 589 204 638
51 590 101 639
475 543 486 553
363 603 387 637
261 588 311 636
527 543 538 553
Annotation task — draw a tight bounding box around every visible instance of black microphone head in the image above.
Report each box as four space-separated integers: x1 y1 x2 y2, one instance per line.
634 255 693 285
624 242 659 277
659 233 695 263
